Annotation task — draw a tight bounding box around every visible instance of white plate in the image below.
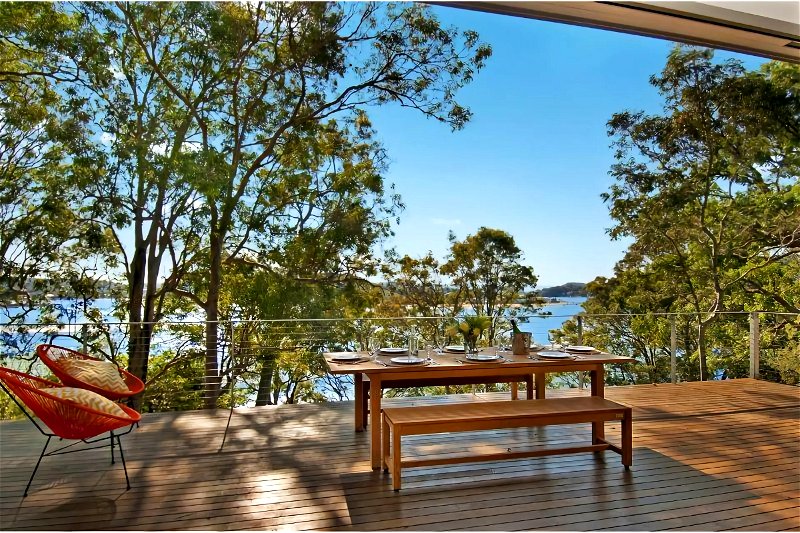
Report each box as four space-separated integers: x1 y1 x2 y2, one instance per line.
537 351 571 359
529 345 545 352
390 356 425 365
466 354 502 362
332 354 361 362
379 347 408 354
565 345 596 352
444 345 465 353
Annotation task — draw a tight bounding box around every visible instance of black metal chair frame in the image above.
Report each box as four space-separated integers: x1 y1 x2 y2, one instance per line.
0 381 136 497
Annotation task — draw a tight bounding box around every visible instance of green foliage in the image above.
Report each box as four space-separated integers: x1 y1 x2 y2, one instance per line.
382 252 461 347
595 47 800 382
539 283 587 297
0 3 112 317
271 348 329 404
1 2 491 409
761 317 800 385
140 351 205 413
446 315 491 351
0 392 26 420
442 227 539 342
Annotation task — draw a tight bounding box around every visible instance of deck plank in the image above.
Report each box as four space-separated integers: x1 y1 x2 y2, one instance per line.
0 379 798 531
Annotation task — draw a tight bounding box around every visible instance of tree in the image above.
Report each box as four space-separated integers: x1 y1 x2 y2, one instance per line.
114 1 491 406
560 262 691 384
2 2 492 409
0 3 111 324
383 252 462 347
605 47 800 380
2 2 212 397
213 260 345 406
442 227 538 342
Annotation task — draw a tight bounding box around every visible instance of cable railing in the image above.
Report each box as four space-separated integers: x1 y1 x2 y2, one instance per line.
0 311 797 419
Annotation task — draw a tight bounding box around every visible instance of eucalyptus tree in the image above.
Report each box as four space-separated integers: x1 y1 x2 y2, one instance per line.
604 47 799 380
0 3 114 336
110 1 490 406
2 2 491 407
1 2 211 386
441 227 538 342
382 252 463 347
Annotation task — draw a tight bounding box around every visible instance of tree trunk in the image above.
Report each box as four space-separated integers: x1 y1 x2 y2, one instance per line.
202 230 223 409
255 354 276 406
127 246 152 410
697 320 709 381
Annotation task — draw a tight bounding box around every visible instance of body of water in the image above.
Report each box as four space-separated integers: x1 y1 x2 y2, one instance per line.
519 296 587 346
1 296 587 348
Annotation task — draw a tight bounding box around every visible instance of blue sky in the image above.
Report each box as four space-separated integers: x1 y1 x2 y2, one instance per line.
366 5 767 288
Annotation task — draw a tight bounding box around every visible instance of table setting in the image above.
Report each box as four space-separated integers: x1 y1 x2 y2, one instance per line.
329 353 371 364
529 344 602 360
371 345 431 366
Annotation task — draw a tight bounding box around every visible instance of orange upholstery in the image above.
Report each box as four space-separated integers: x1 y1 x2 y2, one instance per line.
0 367 141 496
36 344 144 401
0 368 140 439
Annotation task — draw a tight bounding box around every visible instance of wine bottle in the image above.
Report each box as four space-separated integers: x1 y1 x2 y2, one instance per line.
511 319 522 335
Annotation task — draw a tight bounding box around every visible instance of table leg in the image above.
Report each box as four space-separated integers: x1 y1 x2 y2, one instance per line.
354 373 365 432
535 372 546 399
362 375 370 429
591 365 605 443
511 382 518 400
591 365 605 397
526 374 534 400
370 376 382 470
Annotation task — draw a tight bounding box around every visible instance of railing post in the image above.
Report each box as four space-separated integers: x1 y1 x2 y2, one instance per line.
81 324 88 354
576 315 583 345
749 311 760 379
670 315 677 384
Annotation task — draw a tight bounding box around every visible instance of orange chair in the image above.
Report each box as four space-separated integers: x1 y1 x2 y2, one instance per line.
36 344 145 401
0 367 141 496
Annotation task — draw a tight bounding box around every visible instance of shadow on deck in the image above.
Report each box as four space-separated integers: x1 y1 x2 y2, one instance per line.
1 379 798 531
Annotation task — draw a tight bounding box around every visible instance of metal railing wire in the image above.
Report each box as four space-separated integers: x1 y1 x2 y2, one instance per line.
0 311 797 420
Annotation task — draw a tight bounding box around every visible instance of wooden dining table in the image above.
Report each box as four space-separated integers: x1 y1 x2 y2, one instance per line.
323 349 634 469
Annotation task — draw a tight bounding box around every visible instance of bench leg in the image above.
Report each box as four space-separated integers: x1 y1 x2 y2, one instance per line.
370 379 382 469
591 366 605 444
592 421 605 446
392 429 402 491
382 416 390 472
622 408 633 468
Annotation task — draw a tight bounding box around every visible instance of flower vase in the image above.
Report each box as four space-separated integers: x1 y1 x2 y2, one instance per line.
464 337 479 355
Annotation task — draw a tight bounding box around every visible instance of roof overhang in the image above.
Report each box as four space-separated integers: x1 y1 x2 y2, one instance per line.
431 1 800 63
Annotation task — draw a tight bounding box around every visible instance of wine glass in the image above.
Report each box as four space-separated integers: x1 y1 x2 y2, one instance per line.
496 334 508 358
548 332 556 350
369 335 380 361
425 344 435 364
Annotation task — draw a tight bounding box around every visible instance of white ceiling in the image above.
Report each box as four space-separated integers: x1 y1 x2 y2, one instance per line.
701 1 799 25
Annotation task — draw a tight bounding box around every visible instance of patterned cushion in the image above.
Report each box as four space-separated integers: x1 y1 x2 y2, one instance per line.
61 359 130 393
41 387 127 417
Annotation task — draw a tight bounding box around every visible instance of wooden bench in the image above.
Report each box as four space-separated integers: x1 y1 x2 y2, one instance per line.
356 373 535 431
381 396 632 490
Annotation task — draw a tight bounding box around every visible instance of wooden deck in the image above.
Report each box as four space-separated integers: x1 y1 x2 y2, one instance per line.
1 379 798 531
